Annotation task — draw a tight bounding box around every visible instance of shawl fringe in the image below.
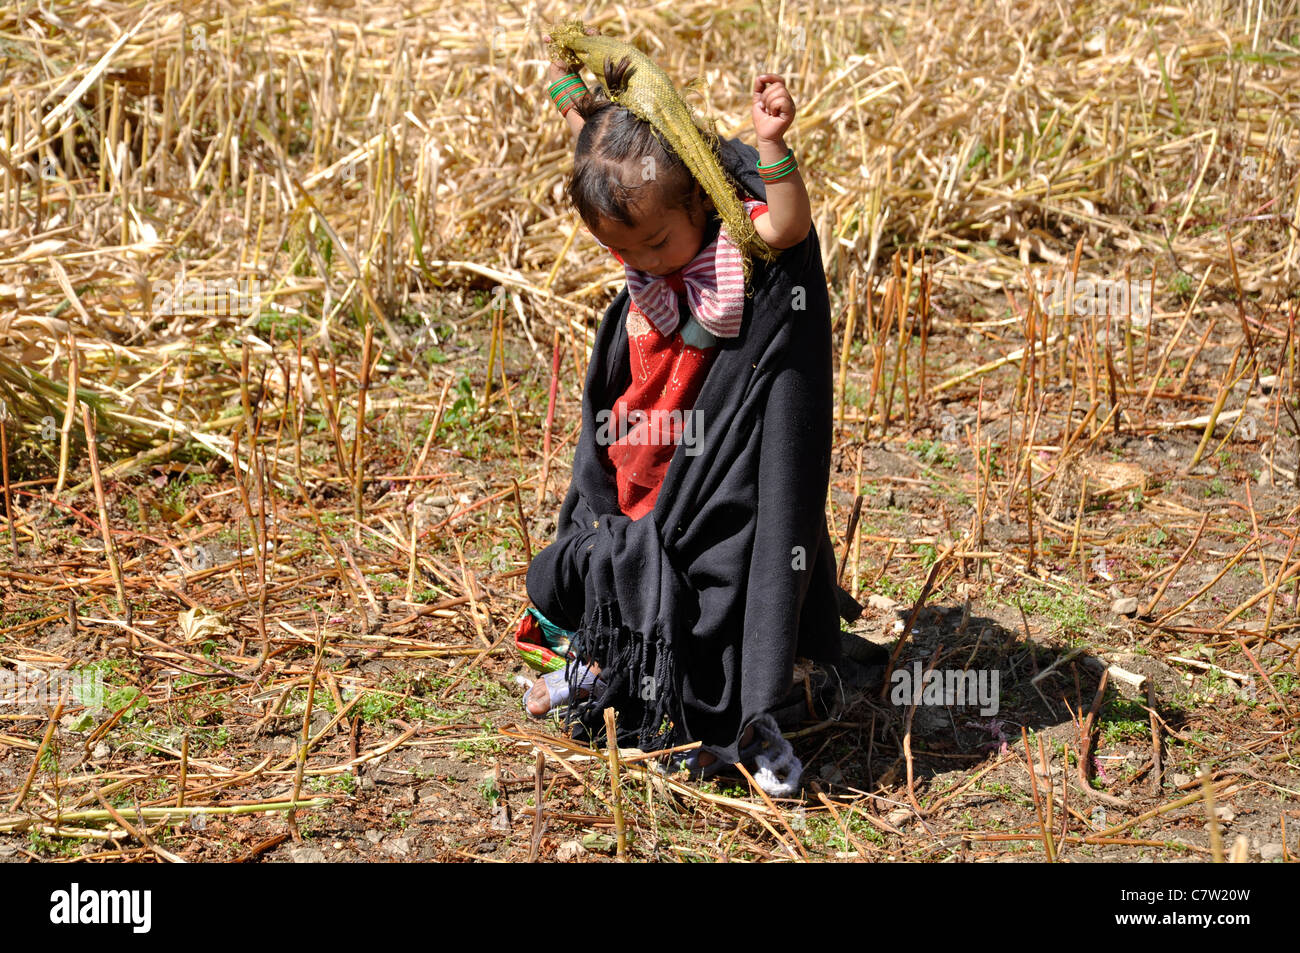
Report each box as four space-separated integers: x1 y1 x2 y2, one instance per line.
565 600 681 751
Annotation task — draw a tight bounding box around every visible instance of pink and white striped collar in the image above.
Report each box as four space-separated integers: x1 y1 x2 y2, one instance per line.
623 228 747 340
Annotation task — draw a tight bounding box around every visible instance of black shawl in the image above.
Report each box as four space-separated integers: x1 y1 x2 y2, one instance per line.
526 137 843 763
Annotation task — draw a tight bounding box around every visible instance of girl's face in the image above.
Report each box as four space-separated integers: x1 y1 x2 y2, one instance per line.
591 184 714 276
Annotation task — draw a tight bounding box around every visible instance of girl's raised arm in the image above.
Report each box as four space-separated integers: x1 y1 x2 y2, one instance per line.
751 74 811 249
544 34 588 137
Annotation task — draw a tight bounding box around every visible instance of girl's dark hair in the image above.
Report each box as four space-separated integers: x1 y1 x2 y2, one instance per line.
566 56 743 231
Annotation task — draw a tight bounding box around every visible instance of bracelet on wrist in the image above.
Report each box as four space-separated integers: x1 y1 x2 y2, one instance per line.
548 75 585 98
548 74 584 96
757 148 798 182
548 74 587 115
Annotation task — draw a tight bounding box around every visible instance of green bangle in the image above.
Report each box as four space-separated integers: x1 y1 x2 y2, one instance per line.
546 81 582 99
547 75 585 100
758 150 798 181
759 163 796 179
755 148 795 171
549 76 587 115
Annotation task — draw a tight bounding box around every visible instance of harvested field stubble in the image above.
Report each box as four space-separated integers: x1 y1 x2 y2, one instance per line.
0 0 1297 863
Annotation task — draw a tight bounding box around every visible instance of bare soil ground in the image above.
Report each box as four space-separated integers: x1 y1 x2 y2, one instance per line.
2 277 1297 863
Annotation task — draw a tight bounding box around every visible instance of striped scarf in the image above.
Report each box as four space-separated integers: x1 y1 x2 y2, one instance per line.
623 228 746 339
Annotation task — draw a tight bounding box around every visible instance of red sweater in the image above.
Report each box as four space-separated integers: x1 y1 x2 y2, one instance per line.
601 200 768 519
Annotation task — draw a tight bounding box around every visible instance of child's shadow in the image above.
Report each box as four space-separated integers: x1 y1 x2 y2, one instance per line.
802 602 1186 800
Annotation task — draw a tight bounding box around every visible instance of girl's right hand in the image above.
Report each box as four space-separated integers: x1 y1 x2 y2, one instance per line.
543 36 572 82
542 25 598 81
543 30 594 136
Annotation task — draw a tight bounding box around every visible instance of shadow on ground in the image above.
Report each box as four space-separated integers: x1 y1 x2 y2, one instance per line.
788 602 1190 799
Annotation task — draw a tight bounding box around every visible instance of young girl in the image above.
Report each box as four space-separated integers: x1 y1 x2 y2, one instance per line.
521 38 847 794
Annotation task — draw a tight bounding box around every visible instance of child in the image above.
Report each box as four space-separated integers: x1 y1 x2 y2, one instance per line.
523 35 847 795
